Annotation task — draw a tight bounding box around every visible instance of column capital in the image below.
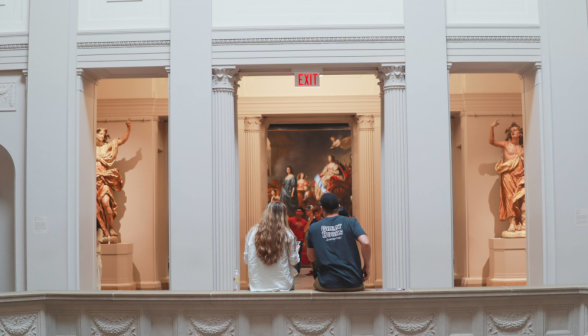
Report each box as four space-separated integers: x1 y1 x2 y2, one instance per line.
212 67 239 92
356 114 375 130
378 64 406 90
244 116 262 131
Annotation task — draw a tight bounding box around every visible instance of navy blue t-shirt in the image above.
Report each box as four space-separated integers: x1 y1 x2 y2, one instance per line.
307 215 366 289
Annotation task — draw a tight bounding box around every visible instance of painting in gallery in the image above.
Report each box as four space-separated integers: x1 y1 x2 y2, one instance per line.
267 124 352 218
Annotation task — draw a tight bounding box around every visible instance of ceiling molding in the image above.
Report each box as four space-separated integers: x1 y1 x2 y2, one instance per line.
212 36 404 46
447 36 540 43
77 40 170 49
0 43 28 51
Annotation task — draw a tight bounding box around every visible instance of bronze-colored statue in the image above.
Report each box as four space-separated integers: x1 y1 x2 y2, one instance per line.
489 120 526 238
96 119 131 240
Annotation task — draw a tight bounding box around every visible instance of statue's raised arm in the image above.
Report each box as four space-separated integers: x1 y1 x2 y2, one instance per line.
489 119 506 148
118 118 132 146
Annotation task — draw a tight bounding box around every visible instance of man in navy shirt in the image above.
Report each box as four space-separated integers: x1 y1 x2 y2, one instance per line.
307 193 371 291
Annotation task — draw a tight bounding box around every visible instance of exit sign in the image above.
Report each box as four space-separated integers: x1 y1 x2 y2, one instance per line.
295 73 320 87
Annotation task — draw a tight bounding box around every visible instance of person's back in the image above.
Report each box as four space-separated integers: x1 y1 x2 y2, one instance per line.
307 193 371 291
244 202 300 292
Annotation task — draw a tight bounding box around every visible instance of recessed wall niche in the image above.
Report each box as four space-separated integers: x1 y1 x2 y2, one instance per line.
96 78 169 290
450 73 526 287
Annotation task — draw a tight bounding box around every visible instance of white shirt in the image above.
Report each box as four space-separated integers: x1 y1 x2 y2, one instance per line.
244 225 300 292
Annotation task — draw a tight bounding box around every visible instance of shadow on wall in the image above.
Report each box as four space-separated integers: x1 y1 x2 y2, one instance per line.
478 162 502 238
112 148 143 239
0 145 15 292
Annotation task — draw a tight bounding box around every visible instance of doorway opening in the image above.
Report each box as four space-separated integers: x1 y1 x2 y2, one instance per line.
236 74 382 290
0 145 15 292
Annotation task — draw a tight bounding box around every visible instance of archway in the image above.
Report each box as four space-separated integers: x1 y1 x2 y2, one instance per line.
0 145 15 292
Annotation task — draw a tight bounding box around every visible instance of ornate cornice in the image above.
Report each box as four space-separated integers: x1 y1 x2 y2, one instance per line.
357 115 375 131
0 43 28 51
212 36 404 46
212 68 239 92
447 36 540 43
379 65 406 90
77 40 170 49
244 116 262 131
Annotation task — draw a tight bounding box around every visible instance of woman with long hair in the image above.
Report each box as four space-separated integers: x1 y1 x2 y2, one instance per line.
244 202 300 291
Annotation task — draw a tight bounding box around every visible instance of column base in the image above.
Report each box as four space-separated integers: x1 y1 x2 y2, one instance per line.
101 243 136 290
487 238 527 287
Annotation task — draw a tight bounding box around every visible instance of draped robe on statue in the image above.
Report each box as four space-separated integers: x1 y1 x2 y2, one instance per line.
495 155 525 223
96 140 123 226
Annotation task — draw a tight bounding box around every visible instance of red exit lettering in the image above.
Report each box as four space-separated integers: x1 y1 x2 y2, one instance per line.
295 73 320 87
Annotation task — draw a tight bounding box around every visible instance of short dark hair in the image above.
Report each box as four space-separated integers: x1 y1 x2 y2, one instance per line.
312 206 321 213
296 207 304 212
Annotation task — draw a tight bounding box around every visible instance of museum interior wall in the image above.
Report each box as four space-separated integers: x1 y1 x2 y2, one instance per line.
96 78 169 290
450 73 525 287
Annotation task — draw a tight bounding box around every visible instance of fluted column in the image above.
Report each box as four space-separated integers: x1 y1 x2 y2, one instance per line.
356 115 376 288
212 67 240 290
380 65 410 288
243 116 264 234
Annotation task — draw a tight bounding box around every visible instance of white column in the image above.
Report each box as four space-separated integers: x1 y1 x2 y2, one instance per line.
379 65 410 289
404 0 453 288
356 114 376 288
211 68 240 290
520 63 547 285
169 0 213 290
26 0 80 290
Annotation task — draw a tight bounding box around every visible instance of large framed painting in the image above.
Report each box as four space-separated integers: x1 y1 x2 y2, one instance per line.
267 123 353 217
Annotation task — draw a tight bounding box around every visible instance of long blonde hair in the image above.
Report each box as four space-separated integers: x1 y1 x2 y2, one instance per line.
255 202 293 266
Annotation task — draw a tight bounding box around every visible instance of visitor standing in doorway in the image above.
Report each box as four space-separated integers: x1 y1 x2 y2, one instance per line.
288 206 307 273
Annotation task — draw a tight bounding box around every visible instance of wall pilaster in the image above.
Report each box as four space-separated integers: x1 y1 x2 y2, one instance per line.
211 67 240 290
356 114 377 288
379 65 410 289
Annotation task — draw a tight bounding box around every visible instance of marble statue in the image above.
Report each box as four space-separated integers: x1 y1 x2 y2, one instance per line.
96 119 131 240
489 120 526 238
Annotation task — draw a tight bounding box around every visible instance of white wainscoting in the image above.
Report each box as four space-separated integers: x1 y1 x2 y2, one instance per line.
0 0 29 33
78 0 170 31
212 0 404 27
0 287 586 335
447 0 539 24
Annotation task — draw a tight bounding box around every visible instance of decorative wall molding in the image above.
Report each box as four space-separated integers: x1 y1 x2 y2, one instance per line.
486 309 535 336
285 312 337 336
186 313 236 336
89 313 138 336
77 40 170 49
447 36 540 43
0 44 28 51
387 311 437 336
212 36 404 46
0 83 16 112
0 313 37 336
0 289 586 336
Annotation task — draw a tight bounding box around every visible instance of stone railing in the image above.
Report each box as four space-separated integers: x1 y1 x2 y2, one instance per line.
0 286 586 335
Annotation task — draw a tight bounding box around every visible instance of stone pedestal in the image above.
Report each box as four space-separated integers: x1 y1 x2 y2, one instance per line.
100 243 136 290
488 238 527 286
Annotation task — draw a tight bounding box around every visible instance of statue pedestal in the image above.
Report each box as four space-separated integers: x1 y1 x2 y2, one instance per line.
487 238 527 286
101 243 136 290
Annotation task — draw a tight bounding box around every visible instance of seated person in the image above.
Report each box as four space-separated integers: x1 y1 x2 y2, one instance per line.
244 202 300 291
307 193 371 292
